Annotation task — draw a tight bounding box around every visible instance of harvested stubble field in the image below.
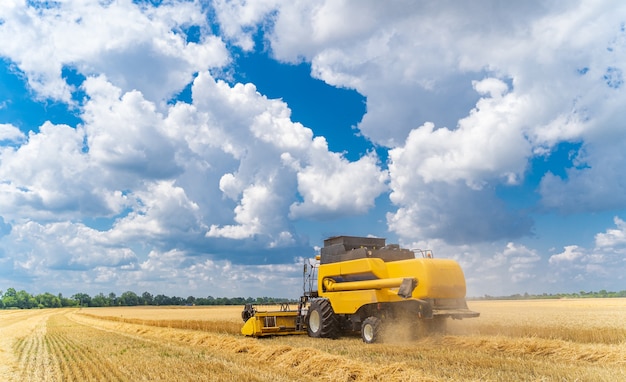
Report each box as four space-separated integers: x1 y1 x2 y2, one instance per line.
0 299 624 381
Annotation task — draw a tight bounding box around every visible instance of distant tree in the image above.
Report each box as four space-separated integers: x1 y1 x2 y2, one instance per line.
4 287 16 298
36 292 61 308
214 297 226 305
153 294 169 306
142 291 154 305
119 291 139 306
91 293 110 307
16 290 36 309
230 297 245 305
2 288 18 308
108 292 118 306
170 296 184 305
3 296 17 308
194 297 208 305
72 293 92 307
58 293 76 307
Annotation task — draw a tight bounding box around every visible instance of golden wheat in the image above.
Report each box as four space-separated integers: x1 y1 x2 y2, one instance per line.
449 299 626 344
1 299 625 381
81 305 243 322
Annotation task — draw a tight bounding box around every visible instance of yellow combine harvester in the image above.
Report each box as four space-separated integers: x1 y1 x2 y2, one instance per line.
241 236 478 343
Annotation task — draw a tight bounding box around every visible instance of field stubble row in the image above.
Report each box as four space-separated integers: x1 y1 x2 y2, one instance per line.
0 299 624 381
72 299 626 381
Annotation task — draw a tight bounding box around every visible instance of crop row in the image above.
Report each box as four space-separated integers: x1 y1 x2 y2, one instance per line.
13 313 126 381
78 312 242 335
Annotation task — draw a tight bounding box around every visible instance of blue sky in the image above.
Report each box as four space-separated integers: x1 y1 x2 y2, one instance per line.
0 1 624 299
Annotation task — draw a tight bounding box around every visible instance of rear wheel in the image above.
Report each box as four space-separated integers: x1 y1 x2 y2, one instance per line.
361 316 382 343
307 299 339 338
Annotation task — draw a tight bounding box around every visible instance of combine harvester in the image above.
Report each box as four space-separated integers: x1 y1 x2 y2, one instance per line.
241 236 479 343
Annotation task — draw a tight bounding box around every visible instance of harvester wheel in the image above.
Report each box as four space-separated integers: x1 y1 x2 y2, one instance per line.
307 299 339 338
361 316 382 343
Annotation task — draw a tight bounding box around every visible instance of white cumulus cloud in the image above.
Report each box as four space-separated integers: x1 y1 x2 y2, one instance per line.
595 217 626 249
0 123 25 143
0 0 228 103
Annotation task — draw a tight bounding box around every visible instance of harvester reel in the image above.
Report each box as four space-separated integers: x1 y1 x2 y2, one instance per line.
361 316 382 343
307 299 339 338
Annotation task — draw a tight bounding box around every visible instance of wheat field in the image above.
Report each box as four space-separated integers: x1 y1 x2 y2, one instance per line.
0 299 624 381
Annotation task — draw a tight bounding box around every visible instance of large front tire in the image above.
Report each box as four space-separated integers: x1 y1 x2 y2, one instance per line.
307 299 339 338
361 316 382 343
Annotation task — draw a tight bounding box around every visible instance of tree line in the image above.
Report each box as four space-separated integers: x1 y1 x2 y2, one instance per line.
475 289 626 300
0 288 295 309
2 287 625 309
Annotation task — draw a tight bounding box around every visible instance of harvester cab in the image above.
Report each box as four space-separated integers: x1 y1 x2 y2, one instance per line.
241 236 479 343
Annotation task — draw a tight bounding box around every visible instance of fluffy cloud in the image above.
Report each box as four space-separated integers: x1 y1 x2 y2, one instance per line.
549 245 586 265
386 78 530 189
82 76 182 180
117 250 302 297
384 79 535 243
0 0 228 103
595 217 626 250
0 121 123 220
216 1 603 142
477 242 542 286
545 217 626 289
213 0 626 240
0 123 25 143
189 72 387 239
288 147 388 219
0 65 387 283
0 223 304 296
386 119 533 244
400 216 625 296
211 0 280 51
109 180 204 242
